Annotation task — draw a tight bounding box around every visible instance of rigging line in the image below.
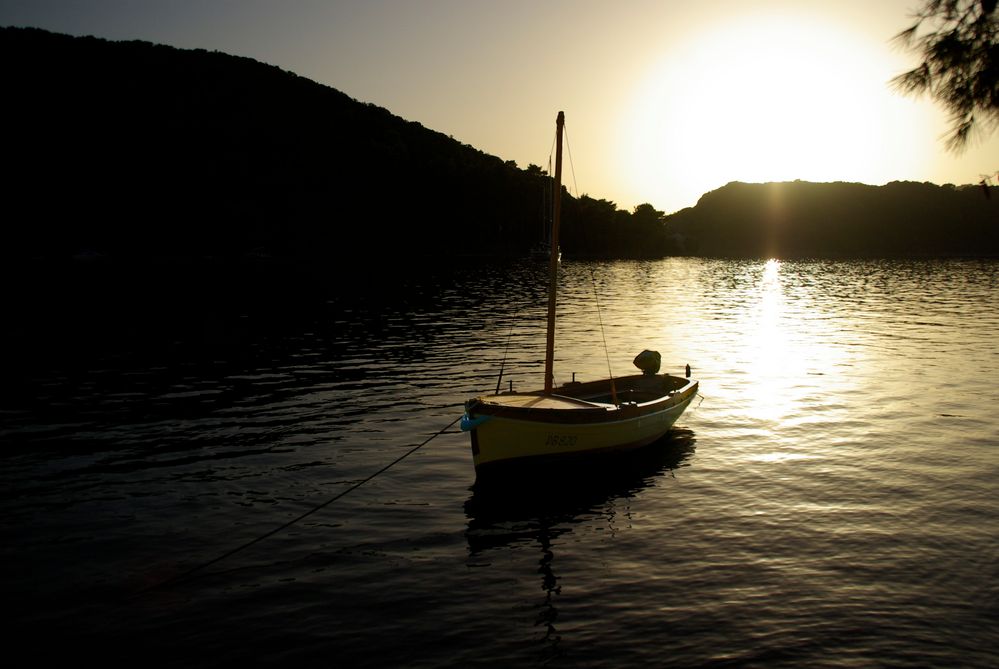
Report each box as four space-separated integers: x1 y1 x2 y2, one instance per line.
588 267 617 404
495 321 516 394
562 122 580 199
134 414 462 595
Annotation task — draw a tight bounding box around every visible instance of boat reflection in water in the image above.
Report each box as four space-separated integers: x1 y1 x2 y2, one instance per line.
462 430 697 658
464 429 697 531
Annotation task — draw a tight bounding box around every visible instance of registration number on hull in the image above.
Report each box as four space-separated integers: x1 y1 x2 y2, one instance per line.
545 433 578 448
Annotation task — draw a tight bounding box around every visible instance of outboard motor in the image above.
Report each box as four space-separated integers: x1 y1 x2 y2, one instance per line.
633 350 661 375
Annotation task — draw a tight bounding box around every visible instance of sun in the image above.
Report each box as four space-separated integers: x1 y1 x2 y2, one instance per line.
619 13 936 212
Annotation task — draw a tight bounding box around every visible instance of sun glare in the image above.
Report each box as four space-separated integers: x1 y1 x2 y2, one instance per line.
620 13 936 212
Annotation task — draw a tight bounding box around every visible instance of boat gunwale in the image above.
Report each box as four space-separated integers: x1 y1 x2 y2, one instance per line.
468 376 698 425
471 391 697 473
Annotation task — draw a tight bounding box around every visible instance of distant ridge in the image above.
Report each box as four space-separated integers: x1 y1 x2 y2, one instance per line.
3 27 995 263
665 180 998 258
0 26 566 261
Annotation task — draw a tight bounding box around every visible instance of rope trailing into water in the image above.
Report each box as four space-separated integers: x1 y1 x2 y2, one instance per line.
138 414 462 594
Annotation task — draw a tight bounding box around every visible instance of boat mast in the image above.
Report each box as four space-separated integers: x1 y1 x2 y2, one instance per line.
544 111 564 394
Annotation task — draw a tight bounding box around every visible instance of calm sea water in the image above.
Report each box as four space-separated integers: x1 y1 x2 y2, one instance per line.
2 258 997 667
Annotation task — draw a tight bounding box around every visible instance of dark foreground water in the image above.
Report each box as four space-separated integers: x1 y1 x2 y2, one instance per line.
2 258 997 667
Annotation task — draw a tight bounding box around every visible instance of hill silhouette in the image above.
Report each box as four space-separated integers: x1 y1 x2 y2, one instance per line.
1 26 682 364
2 27 996 366
2 27 996 270
2 26 668 265
666 180 998 258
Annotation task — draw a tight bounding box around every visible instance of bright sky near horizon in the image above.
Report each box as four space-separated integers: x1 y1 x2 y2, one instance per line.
3 0 996 214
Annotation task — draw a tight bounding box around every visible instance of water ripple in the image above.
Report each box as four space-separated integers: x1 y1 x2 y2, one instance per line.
1 258 997 667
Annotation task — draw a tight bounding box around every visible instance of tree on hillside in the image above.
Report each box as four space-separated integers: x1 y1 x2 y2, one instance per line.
891 0 998 152
632 203 665 226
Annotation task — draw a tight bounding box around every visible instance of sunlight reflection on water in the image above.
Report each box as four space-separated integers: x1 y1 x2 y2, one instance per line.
1 257 997 667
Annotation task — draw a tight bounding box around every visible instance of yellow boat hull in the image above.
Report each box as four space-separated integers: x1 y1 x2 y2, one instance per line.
463 374 697 474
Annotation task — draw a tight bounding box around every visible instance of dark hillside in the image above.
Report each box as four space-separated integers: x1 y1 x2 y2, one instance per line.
2 27 553 262
1 27 680 362
3 28 994 270
665 180 999 258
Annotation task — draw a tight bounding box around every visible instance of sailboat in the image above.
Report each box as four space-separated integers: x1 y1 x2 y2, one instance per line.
460 111 698 476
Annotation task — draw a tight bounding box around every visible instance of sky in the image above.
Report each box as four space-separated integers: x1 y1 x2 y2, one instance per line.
2 0 997 214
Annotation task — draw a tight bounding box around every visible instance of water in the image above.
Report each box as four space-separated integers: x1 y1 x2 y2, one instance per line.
2 258 997 667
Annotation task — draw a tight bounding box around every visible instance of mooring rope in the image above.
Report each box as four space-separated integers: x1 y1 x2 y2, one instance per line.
138 414 462 594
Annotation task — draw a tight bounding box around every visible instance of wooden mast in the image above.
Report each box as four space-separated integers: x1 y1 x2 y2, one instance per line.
543 111 564 394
